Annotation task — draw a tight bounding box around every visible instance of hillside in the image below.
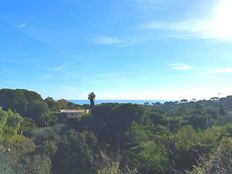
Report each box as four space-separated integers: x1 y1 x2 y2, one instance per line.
0 89 232 174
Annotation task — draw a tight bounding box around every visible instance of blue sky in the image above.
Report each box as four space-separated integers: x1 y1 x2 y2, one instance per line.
1 0 232 100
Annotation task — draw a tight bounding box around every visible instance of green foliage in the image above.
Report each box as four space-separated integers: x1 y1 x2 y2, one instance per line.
53 130 99 174
0 147 18 174
98 162 120 174
149 112 167 126
56 99 80 110
0 109 23 141
176 125 198 151
125 121 151 146
20 118 38 137
2 89 232 174
41 112 59 126
8 135 36 158
0 109 8 139
20 153 52 174
44 97 59 111
0 89 42 115
38 140 58 157
187 114 208 129
137 141 168 174
189 137 232 174
0 89 50 125
4 111 23 139
199 126 224 146
27 100 49 124
82 104 145 149
31 126 60 145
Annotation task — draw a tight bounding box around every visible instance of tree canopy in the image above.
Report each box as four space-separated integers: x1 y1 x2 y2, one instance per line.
1 88 232 173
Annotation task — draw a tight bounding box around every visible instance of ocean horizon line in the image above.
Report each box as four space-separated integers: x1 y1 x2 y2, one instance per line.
70 99 174 105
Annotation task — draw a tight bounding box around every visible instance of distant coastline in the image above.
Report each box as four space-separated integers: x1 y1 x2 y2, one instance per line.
70 100 169 105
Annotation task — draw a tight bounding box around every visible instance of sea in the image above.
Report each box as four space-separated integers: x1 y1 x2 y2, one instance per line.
70 100 168 105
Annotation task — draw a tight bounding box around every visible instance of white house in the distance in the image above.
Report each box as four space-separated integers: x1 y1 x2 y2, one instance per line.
60 109 89 118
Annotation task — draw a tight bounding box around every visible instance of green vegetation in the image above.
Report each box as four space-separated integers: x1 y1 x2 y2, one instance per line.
1 88 232 173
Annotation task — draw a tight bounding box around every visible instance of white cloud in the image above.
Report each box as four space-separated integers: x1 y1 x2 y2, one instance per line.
142 0 232 41
141 19 228 40
169 63 193 71
92 36 124 45
142 19 208 33
17 23 27 28
53 64 68 71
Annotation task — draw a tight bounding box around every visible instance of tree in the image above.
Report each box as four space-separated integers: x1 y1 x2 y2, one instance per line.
44 97 58 111
20 153 52 174
98 162 120 174
176 125 198 151
219 105 226 116
89 104 145 150
0 109 8 139
137 141 168 174
0 108 23 141
125 121 150 146
149 112 167 126
57 99 69 110
53 130 99 174
4 110 23 140
0 148 18 174
26 101 49 124
0 89 43 116
175 125 200 171
88 92 96 109
180 99 188 103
